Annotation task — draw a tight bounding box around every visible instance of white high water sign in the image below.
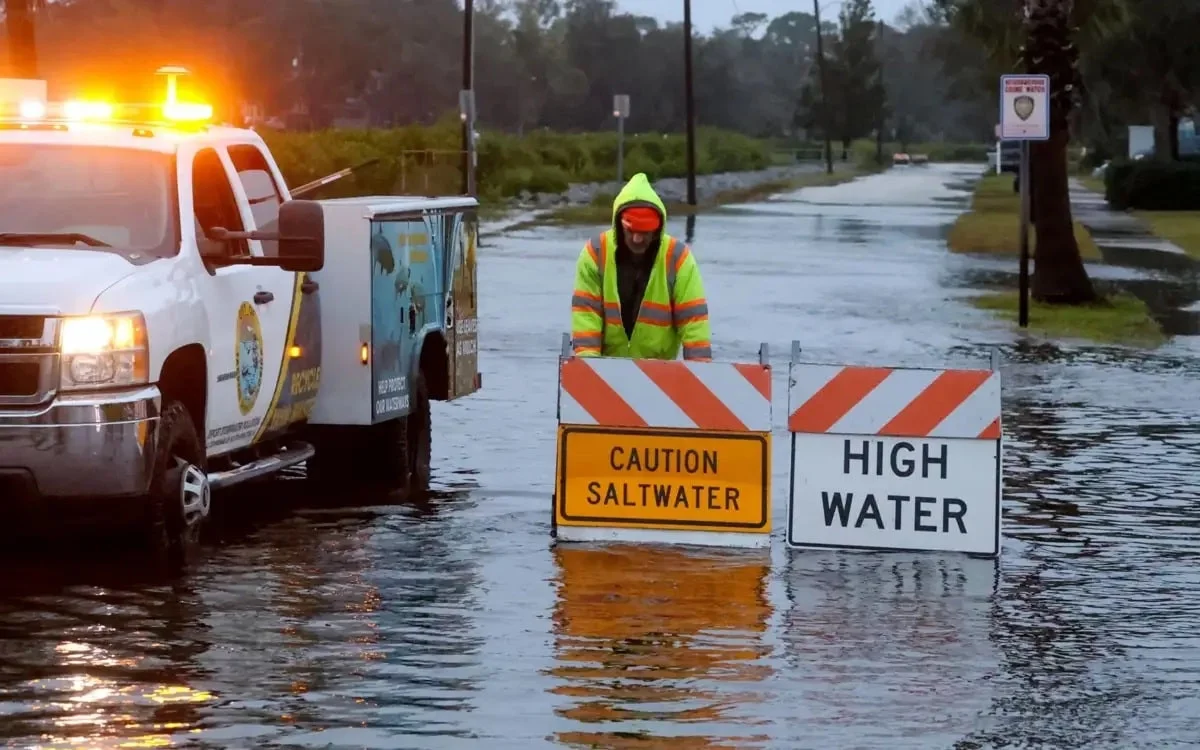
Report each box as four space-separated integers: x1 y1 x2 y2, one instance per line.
786 359 1002 557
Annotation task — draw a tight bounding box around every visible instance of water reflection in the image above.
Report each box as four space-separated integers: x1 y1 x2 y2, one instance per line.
779 553 999 747
0 575 213 749
0 485 487 748
190 486 486 746
548 545 773 749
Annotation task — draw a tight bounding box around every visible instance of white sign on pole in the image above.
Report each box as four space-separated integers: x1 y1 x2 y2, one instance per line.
999 74 1049 141
784 343 1002 557
613 94 630 118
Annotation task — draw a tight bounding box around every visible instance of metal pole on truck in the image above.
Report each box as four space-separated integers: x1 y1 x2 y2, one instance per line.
683 0 697 206
614 94 630 183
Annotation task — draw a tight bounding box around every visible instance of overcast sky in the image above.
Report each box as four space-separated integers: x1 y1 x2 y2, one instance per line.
615 0 916 32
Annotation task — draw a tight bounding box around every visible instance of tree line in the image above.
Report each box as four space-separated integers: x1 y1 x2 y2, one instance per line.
0 0 998 147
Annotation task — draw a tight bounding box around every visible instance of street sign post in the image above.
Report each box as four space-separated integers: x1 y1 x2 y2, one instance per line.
999 74 1050 329
613 94 630 183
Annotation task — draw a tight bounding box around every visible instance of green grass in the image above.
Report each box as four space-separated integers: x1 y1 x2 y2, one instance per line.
532 168 872 227
1134 211 1200 259
260 120 777 206
947 174 1101 260
1079 175 1106 194
970 290 1165 346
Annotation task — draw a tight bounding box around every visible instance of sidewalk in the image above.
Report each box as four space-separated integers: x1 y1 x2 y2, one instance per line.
1068 178 1188 256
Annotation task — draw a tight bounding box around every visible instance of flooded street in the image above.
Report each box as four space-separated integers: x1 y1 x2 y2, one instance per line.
4 163 1200 749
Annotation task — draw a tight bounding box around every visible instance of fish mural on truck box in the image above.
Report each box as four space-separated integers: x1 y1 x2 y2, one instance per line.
370 223 414 422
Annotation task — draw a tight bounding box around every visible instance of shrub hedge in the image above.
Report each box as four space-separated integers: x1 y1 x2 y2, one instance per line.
1104 159 1200 210
258 119 772 203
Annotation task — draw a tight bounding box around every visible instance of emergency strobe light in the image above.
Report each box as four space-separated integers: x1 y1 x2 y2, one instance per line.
0 66 213 128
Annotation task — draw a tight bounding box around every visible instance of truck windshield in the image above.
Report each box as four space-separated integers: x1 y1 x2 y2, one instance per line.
0 144 178 257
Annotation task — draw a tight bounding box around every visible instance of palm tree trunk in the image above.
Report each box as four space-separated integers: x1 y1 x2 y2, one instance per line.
4 0 38 78
1030 129 1096 303
1024 0 1096 305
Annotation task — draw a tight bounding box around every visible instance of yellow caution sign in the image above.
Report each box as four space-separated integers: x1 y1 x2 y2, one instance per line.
553 345 775 547
555 425 770 533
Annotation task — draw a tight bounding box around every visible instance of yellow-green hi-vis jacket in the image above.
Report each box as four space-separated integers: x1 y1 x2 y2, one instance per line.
570 173 712 361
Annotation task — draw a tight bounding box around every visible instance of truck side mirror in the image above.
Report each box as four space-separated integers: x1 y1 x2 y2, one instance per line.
277 199 325 273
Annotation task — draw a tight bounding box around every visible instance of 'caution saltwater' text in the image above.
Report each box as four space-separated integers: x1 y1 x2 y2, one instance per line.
556 426 770 532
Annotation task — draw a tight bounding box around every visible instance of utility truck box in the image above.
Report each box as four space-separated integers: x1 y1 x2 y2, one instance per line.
307 197 481 429
300 194 482 491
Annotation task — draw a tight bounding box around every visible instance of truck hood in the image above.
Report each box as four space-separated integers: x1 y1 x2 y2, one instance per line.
0 248 141 315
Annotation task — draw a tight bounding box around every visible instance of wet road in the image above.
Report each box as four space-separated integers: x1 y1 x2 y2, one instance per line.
4 163 1200 749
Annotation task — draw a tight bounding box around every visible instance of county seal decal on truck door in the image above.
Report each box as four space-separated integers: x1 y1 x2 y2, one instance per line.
236 301 264 415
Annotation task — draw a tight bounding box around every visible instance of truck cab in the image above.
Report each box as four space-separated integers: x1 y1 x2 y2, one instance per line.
0 70 481 570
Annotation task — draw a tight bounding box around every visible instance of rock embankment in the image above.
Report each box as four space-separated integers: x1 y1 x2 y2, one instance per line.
509 163 833 211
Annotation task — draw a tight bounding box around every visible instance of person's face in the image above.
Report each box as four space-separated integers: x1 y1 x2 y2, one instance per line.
622 225 654 254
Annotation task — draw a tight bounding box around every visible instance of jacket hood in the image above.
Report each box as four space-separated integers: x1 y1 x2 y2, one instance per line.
611 172 667 231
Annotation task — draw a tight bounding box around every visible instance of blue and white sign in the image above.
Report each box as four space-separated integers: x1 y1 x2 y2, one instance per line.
999 74 1050 141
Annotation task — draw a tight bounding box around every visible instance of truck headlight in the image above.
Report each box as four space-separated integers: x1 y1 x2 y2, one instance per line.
59 312 149 391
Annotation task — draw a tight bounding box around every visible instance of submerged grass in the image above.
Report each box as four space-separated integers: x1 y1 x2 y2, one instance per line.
1079 175 1106 194
947 174 1101 260
1134 211 1200 259
970 290 1165 346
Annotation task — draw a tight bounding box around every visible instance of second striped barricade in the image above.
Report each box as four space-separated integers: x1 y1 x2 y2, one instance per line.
553 334 773 549
785 342 1003 558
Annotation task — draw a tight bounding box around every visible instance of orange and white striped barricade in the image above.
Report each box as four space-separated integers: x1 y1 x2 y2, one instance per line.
553 333 773 549
785 341 1002 558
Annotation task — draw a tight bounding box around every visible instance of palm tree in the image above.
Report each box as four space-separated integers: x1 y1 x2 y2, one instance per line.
1021 0 1095 303
935 0 1128 305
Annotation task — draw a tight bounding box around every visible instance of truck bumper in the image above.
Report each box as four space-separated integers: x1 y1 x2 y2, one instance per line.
0 385 160 503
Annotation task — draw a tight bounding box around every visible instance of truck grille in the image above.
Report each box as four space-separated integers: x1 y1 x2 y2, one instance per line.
0 362 40 396
0 316 59 405
0 316 45 340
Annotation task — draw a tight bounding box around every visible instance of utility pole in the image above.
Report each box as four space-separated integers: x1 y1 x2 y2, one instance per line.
812 0 833 175
683 0 697 206
5 0 38 78
875 18 884 166
460 0 476 196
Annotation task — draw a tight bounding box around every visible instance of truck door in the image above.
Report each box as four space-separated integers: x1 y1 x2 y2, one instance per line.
445 208 479 399
188 147 290 455
226 143 322 441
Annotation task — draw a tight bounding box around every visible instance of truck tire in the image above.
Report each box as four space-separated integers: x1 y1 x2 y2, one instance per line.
145 399 210 573
372 411 411 488
407 371 432 494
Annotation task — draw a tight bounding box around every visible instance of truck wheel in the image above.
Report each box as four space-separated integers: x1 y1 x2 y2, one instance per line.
407 372 432 493
145 399 210 573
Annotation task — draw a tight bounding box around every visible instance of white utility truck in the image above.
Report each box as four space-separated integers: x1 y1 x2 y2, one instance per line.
0 70 481 569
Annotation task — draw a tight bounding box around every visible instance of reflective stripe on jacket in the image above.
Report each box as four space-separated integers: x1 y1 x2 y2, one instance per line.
570 172 712 361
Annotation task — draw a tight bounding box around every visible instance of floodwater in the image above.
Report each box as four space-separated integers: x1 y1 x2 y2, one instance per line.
4 164 1200 749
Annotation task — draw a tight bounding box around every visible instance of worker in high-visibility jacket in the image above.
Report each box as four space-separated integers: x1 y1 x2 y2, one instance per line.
570 172 712 361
